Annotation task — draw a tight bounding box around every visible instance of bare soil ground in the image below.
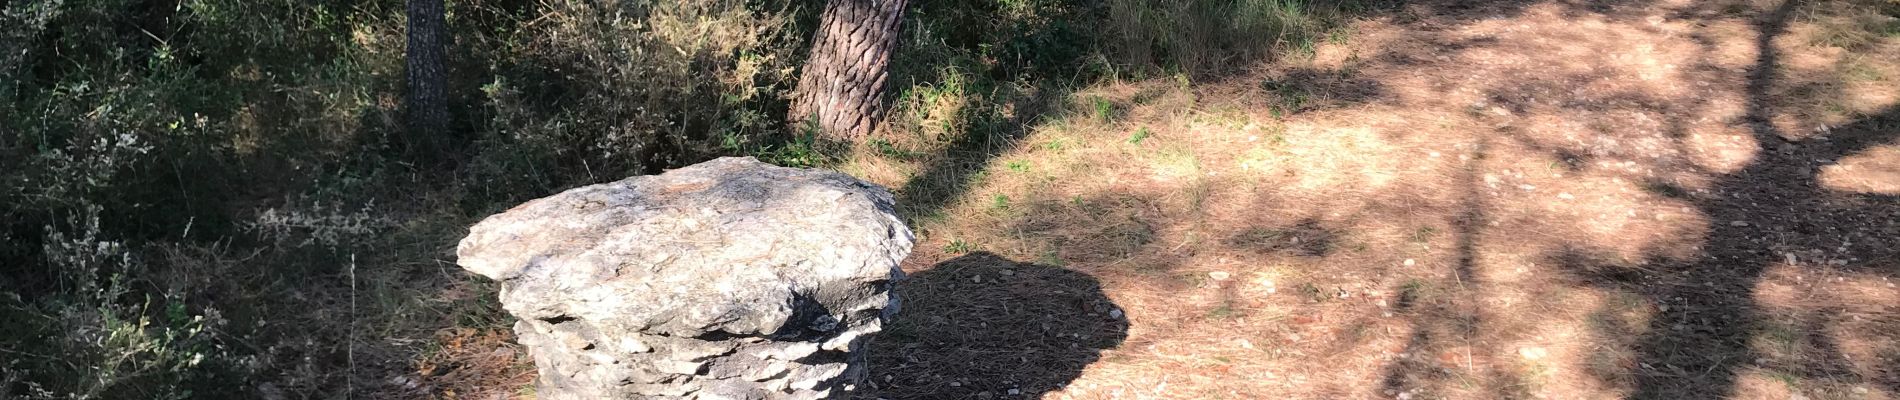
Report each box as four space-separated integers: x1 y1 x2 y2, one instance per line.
411 0 1900 398
845 0 1900 399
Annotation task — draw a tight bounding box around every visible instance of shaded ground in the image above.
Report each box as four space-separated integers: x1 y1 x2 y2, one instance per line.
864 252 1127 399
838 0 1900 398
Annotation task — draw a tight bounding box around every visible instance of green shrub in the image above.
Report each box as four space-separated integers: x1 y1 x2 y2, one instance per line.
1107 0 1362 76
474 0 806 190
0 0 1380 397
0 206 225 399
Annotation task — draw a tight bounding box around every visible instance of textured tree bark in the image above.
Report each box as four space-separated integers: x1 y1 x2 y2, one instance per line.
790 0 908 141
404 0 449 154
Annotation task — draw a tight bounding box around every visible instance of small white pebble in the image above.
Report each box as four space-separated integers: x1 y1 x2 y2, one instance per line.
1519 346 1549 360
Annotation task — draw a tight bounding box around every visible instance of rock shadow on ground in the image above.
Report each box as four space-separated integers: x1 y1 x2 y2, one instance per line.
863 252 1128 399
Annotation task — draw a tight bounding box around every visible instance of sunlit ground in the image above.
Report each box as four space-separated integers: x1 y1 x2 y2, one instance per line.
836 0 1900 398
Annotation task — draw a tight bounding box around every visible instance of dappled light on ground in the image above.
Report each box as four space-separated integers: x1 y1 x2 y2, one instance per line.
846 0 1900 398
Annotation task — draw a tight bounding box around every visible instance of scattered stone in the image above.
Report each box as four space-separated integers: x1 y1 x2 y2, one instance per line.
1518 346 1549 360
1403 259 1417 267
456 157 914 400
1209 271 1232 281
489 346 517 359
1731 221 1749 227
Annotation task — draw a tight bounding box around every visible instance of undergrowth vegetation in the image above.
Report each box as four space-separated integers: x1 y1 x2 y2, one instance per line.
0 0 1372 397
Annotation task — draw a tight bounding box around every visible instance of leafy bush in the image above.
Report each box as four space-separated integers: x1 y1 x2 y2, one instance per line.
2 0 812 396
472 0 807 194
2 207 225 400
0 0 1378 397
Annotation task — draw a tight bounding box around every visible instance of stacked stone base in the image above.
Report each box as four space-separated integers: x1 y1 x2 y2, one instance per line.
514 301 890 400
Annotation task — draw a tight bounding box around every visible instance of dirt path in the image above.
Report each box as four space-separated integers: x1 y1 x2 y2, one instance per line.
867 0 1900 399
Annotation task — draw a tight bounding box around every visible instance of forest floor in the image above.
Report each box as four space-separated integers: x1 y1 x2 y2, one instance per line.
419 0 1900 399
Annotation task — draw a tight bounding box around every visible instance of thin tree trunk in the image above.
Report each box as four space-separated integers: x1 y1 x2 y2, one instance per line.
404 0 449 155
789 0 907 141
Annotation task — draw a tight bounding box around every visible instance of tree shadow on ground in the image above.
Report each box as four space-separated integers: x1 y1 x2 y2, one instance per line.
863 252 1128 399
1546 0 1900 398
1361 1 1900 397
1378 136 1513 398
1553 104 1900 399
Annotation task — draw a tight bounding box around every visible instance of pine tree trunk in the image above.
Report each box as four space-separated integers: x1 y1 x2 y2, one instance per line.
404 0 449 155
789 0 908 141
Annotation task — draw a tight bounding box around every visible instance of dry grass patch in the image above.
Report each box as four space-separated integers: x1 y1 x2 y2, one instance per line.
851 0 1900 399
